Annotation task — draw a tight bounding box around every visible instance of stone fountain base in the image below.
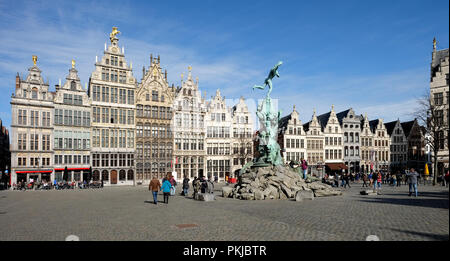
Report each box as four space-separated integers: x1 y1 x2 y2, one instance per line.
222 165 342 200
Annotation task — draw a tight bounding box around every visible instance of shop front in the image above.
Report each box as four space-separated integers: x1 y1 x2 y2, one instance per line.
14 170 53 184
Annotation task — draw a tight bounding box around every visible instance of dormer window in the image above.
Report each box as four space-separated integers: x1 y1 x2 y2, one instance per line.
32 88 38 99
70 81 76 91
106 59 109 65
23 90 27 98
42 92 46 100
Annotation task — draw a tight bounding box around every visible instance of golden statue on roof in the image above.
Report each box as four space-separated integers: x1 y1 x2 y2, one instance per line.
72 59 75 68
110 27 121 43
32 55 37 66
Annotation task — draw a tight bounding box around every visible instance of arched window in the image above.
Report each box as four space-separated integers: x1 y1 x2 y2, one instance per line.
32 88 38 99
344 132 348 142
70 81 76 91
119 170 126 180
93 170 100 181
350 146 354 156
137 105 143 117
101 170 109 181
127 170 134 181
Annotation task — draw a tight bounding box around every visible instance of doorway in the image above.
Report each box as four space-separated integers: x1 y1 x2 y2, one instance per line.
111 170 118 184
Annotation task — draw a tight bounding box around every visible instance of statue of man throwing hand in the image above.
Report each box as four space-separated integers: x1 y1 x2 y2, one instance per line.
253 61 283 97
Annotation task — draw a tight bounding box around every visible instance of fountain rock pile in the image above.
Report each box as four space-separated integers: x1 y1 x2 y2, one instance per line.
222 165 342 200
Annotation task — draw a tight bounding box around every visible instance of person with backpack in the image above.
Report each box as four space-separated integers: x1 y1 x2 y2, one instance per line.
160 177 173 204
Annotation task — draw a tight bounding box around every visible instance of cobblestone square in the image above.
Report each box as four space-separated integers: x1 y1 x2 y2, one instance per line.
0 182 448 241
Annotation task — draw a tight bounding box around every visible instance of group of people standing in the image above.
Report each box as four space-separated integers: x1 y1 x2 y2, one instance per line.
360 168 420 196
148 175 215 205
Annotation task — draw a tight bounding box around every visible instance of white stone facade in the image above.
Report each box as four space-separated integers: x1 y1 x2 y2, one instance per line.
205 90 232 182
172 68 206 181
53 64 91 182
88 31 137 186
10 59 54 184
279 106 307 164
360 114 374 173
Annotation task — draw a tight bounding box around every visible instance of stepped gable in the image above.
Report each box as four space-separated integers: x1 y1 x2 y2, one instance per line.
384 120 398 136
369 119 380 133
401 120 415 138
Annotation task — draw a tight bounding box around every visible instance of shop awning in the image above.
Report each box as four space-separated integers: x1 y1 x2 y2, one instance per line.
325 163 348 170
16 170 53 174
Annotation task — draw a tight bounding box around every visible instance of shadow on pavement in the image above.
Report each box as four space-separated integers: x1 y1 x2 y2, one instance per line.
378 190 449 199
388 228 449 241
358 196 449 209
144 200 165 204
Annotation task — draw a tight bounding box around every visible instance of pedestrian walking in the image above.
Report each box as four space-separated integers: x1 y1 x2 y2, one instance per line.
161 177 172 204
149 176 161 205
392 172 397 187
182 176 190 196
376 171 382 193
444 170 449 188
169 175 177 196
406 168 419 197
368 172 373 186
372 171 379 192
362 173 368 187
301 158 308 180
344 173 351 188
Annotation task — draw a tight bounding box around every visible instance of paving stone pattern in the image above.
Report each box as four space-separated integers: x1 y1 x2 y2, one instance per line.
0 182 448 241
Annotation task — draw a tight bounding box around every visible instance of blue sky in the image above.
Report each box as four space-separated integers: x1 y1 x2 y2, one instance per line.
0 0 448 129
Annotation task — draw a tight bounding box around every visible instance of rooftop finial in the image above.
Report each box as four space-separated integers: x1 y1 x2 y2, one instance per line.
71 59 75 69
331 104 334 111
188 65 192 72
433 37 437 51
293 104 296 111
32 55 37 66
110 26 120 44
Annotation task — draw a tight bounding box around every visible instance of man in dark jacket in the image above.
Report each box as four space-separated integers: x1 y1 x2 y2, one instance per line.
182 176 190 196
201 177 208 193
407 168 419 197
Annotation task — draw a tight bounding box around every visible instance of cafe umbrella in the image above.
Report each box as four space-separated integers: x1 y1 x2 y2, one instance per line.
63 167 69 182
